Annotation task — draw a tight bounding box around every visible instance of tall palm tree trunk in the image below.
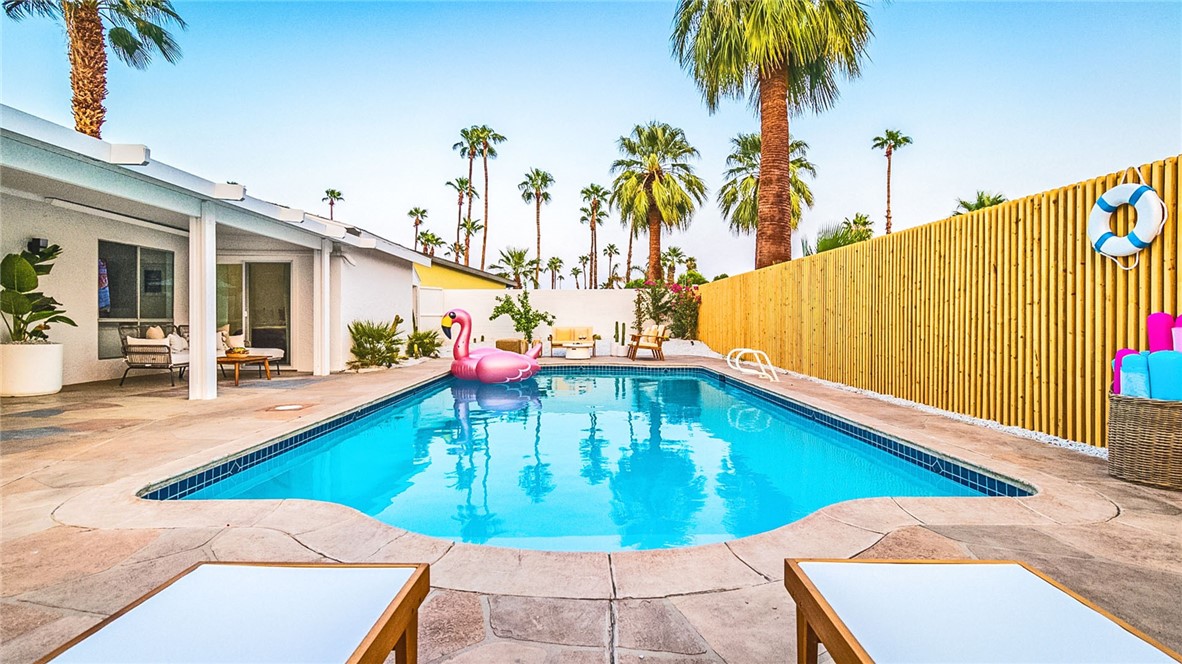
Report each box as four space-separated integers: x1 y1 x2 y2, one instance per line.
755 67 792 267
551 270 556 289
413 221 420 251
884 145 894 235
328 200 335 220
63 0 108 138
590 210 598 289
455 196 463 252
534 195 542 287
462 157 475 247
645 196 662 283
626 230 634 283
463 235 471 266
481 148 490 270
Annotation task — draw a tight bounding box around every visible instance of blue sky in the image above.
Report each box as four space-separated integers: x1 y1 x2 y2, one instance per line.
3 1 1180 280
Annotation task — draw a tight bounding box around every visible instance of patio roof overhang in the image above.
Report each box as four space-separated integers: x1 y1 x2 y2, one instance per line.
0 104 425 265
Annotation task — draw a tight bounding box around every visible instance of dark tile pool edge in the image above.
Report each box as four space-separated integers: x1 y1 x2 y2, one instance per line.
141 364 1033 502
138 372 454 501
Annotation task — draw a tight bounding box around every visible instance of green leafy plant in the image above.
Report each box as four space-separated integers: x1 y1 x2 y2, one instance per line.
489 290 555 344
636 280 673 327
669 283 701 340
347 316 404 369
405 315 443 359
1 244 76 343
676 270 708 287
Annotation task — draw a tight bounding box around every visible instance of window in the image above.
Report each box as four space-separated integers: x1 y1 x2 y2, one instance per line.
98 241 175 359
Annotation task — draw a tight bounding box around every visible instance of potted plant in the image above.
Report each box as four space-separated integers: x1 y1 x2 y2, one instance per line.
489 290 555 349
1 244 76 396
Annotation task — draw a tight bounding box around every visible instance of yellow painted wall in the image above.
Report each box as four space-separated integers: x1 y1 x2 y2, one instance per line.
415 263 507 289
699 156 1180 447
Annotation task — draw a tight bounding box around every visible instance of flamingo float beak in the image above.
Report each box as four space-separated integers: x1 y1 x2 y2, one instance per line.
440 315 454 339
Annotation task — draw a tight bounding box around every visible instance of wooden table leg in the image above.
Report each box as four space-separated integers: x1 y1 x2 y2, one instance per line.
394 609 418 664
233 362 241 387
262 359 271 380
797 606 819 664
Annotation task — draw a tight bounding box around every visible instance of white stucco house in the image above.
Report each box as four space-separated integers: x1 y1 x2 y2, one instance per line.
0 105 427 399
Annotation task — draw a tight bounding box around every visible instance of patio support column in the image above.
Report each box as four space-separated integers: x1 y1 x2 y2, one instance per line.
188 202 218 399
312 238 332 376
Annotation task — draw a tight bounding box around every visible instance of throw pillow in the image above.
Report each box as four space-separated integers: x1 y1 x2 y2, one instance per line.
145 325 165 339
126 336 163 346
228 334 246 349
167 333 188 352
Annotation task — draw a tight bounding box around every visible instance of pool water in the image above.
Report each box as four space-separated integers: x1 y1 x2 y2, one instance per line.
187 371 984 551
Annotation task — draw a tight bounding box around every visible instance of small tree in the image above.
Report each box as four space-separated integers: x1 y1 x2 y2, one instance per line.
489 291 555 345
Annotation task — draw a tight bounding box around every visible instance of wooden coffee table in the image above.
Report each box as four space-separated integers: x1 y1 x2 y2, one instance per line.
217 354 272 386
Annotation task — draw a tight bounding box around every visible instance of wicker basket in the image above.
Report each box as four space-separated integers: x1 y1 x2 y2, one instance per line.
1107 392 1182 490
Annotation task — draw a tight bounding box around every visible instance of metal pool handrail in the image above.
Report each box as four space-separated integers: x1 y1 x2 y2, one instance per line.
727 348 780 382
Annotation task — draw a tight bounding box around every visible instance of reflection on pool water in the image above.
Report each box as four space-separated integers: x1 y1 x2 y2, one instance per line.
187 370 983 551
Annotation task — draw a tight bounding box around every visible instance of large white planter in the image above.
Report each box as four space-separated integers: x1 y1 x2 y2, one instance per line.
0 343 64 397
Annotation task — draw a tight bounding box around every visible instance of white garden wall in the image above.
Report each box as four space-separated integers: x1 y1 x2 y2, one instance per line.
432 289 638 357
332 248 415 371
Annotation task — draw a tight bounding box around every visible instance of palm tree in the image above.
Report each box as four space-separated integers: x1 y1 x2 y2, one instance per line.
801 223 867 256
445 241 465 260
5 0 186 138
673 1 872 267
453 127 480 245
492 247 536 289
445 177 477 249
518 168 555 287
619 212 643 285
872 130 912 234
322 189 344 220
570 266 583 290
610 122 706 283
418 231 445 257
602 244 620 288
580 184 610 288
407 207 428 252
718 133 816 236
662 246 687 284
460 217 483 266
953 191 1008 216
473 125 508 270
546 257 564 289
841 212 874 240
577 254 590 289
577 206 607 289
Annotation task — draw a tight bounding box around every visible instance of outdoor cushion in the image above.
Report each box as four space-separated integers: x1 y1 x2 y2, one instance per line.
171 351 190 365
553 327 593 343
168 333 188 352
228 334 246 349
125 336 168 346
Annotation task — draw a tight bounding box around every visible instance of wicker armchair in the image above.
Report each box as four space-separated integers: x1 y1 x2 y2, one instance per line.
627 325 671 361
118 324 188 387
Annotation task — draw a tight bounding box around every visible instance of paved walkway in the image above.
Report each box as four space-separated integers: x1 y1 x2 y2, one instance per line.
3 358 1180 662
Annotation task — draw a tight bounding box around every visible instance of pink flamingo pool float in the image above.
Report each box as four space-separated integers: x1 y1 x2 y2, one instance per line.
441 309 542 383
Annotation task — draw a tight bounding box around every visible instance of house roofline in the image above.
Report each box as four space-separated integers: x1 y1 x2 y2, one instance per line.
0 105 424 265
418 253 515 286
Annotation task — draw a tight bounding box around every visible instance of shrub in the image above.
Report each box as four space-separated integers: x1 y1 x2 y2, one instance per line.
348 316 404 369
676 270 708 287
489 290 555 344
711 273 729 282
405 327 442 359
669 283 701 340
1 244 76 343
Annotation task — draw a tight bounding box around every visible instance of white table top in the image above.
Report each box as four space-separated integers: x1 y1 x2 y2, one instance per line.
799 562 1174 664
53 565 416 664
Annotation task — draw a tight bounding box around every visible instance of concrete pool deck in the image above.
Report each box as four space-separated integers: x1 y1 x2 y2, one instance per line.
3 357 1181 662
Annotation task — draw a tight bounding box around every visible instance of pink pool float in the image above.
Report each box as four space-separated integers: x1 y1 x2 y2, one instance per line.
441 309 542 383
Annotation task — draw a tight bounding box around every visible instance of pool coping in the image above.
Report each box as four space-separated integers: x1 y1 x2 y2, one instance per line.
138 365 1034 503
45 357 1124 600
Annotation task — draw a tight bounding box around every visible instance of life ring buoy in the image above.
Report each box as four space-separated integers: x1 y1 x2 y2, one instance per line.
1088 183 1166 259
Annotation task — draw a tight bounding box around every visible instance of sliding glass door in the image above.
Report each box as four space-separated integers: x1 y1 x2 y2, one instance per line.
217 262 291 360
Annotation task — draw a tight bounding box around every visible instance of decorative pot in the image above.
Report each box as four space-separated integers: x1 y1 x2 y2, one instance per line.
612 342 630 358
0 343 64 397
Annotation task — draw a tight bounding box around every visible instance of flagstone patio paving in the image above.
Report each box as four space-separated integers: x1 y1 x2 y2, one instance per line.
2 358 1180 662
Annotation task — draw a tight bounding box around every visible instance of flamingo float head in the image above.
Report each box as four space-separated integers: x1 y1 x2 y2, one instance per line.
440 309 472 339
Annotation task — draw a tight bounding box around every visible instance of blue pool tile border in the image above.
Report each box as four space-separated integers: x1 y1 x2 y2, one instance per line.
142 365 1031 501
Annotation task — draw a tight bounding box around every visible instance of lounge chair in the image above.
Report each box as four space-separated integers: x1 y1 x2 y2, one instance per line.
627 325 670 361
783 558 1180 664
40 562 430 664
549 326 595 357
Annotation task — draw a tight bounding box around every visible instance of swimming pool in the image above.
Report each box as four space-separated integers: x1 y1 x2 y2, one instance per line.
151 368 1029 551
